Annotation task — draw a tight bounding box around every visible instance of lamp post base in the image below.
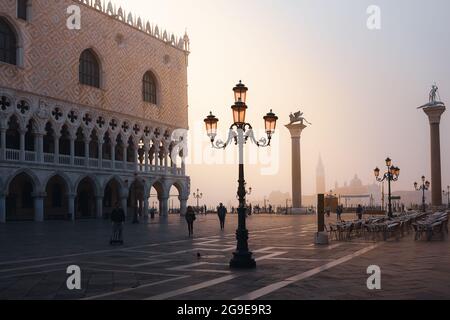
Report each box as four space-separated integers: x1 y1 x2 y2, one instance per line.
230 252 256 269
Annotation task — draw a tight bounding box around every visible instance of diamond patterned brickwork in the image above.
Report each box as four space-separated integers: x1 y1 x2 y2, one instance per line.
0 0 189 129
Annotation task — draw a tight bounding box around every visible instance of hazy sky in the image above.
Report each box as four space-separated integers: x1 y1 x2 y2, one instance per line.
114 0 450 206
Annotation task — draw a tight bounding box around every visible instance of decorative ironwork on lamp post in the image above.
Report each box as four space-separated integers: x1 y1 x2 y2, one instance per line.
374 157 400 219
414 176 430 212
193 188 203 210
204 81 278 269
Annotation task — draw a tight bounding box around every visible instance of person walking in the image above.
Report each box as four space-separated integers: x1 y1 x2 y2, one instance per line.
336 205 343 222
217 203 227 231
185 206 196 237
110 202 126 245
356 204 364 220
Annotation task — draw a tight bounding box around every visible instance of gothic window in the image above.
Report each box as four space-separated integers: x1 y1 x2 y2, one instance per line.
0 17 17 65
143 71 157 104
79 49 100 88
17 0 28 21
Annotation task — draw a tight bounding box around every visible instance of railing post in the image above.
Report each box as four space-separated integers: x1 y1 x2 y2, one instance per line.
69 136 75 166
54 134 60 164
111 141 116 170
123 145 127 171
85 139 90 168
36 133 44 163
98 141 103 168
19 129 26 162
144 145 149 172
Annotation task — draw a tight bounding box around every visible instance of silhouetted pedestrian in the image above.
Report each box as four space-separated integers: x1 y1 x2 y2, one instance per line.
186 206 196 237
110 202 125 245
217 203 227 230
356 204 364 220
336 205 343 222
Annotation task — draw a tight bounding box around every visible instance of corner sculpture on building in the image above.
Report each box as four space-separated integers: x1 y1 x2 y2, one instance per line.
0 0 191 223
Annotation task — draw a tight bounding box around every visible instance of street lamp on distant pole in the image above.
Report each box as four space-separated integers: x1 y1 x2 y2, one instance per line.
414 176 431 212
204 80 278 269
193 189 203 210
443 186 450 209
374 157 400 219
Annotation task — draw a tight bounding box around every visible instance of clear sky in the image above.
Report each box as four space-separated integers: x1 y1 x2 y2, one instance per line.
114 0 450 206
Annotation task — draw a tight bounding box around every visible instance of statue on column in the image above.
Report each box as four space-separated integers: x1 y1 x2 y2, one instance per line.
419 84 445 109
289 111 312 125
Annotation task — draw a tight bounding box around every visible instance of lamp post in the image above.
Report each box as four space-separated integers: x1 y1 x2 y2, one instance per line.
374 157 400 219
204 80 278 269
193 189 203 211
443 186 450 209
414 176 431 212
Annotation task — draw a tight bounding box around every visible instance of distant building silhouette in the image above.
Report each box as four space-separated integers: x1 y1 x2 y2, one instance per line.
316 155 326 195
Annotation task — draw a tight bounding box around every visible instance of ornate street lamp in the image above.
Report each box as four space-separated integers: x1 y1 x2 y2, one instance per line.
193 188 203 211
443 186 450 209
374 157 400 219
414 176 431 212
204 81 278 269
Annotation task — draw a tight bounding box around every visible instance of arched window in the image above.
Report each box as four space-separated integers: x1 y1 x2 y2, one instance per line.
143 71 157 104
79 49 100 88
17 0 29 21
0 17 17 65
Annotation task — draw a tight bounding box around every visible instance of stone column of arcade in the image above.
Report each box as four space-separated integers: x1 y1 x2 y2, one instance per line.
96 196 103 219
33 192 45 222
68 193 76 221
159 196 169 217
120 187 128 219
285 115 308 213
179 196 188 216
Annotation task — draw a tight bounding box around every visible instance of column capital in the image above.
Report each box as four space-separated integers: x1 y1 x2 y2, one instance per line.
32 192 47 198
285 122 307 138
423 105 446 124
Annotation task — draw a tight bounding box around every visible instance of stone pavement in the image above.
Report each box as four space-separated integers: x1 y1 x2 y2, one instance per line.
0 214 449 300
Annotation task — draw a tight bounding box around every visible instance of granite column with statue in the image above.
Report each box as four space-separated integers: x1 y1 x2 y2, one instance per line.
285 111 311 212
419 85 446 207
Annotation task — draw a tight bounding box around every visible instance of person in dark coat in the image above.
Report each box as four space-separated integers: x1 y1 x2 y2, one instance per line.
185 206 196 237
356 204 364 220
217 203 227 231
336 205 343 222
110 202 126 245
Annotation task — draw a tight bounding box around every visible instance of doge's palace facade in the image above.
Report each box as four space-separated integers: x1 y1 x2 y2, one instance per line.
0 0 191 223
